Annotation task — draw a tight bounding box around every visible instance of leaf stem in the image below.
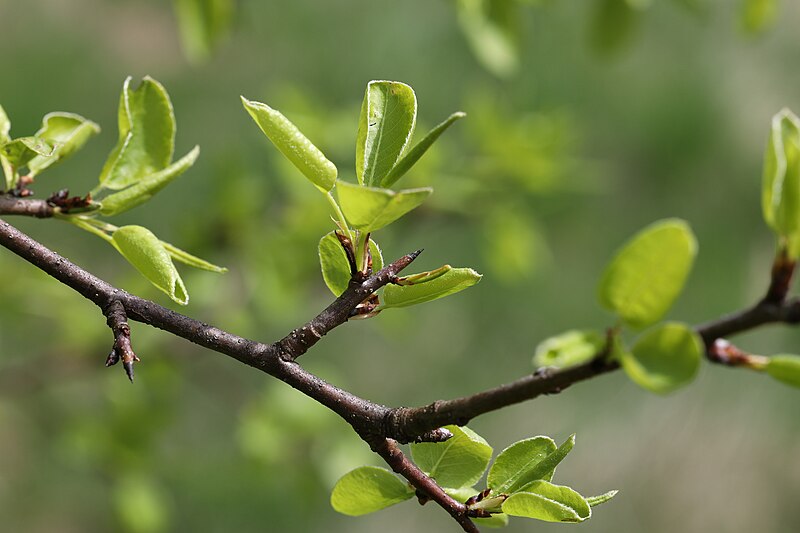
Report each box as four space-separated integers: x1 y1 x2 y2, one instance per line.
326 190 352 242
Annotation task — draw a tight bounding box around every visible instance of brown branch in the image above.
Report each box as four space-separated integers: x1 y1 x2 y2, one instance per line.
4 209 800 530
104 299 139 381
0 195 53 218
369 438 478 533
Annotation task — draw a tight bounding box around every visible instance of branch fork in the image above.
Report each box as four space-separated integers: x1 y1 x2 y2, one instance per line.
103 299 139 381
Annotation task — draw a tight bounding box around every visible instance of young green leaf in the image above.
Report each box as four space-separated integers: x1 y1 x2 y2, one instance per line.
330 466 414 516
112 225 188 305
502 480 591 523
1 137 54 169
597 218 697 329
160 240 227 273
487 436 557 495
28 112 100 176
318 232 382 296
99 76 176 191
241 96 337 192
762 109 800 255
381 111 466 188
356 81 417 186
381 266 481 308
0 105 11 190
410 425 493 489
336 180 431 232
766 354 800 388
585 490 619 508
99 146 200 216
0 104 9 143
444 486 481 502
533 329 606 369
621 322 702 394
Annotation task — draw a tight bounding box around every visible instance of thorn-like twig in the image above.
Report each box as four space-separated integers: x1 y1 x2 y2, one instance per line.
103 300 139 382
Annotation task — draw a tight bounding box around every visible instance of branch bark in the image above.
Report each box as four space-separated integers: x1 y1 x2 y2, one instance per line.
2 207 798 531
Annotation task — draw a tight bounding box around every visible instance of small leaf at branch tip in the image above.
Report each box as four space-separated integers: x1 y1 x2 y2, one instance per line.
586 489 619 508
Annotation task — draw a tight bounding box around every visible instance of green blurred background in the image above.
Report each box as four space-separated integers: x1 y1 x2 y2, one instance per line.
1 0 799 531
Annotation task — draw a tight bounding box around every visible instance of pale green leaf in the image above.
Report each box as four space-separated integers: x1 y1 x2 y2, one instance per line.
112 226 188 305
762 109 800 254
99 146 199 216
766 354 800 389
160 240 227 273
622 322 702 394
28 112 100 176
0 105 11 190
330 466 414 516
336 180 431 232
503 481 590 522
173 0 234 63
488 435 574 495
586 490 619 508
242 96 337 192
533 329 605 369
456 0 520 78
475 513 510 528
410 425 493 489
318 231 383 296
356 81 417 186
597 218 697 329
381 266 481 308
99 76 175 190
382 111 466 188
0 104 10 142
1 137 53 169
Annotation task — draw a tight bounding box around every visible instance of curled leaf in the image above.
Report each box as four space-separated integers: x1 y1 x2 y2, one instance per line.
28 112 100 176
766 354 800 389
356 80 417 186
100 76 176 191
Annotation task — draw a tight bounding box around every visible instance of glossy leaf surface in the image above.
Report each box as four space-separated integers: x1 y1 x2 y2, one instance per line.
99 77 175 190
382 266 481 308
336 180 431 232
766 354 800 388
28 112 100 176
410 425 493 489
503 480 590 522
112 225 188 305
330 466 413 516
356 81 417 186
533 329 605 369
242 96 337 192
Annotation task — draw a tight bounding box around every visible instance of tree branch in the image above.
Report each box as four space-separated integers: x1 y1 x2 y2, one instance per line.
0 195 53 218
3 209 799 531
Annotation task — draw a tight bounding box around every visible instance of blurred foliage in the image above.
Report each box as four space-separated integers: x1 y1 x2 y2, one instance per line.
1 1 800 532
